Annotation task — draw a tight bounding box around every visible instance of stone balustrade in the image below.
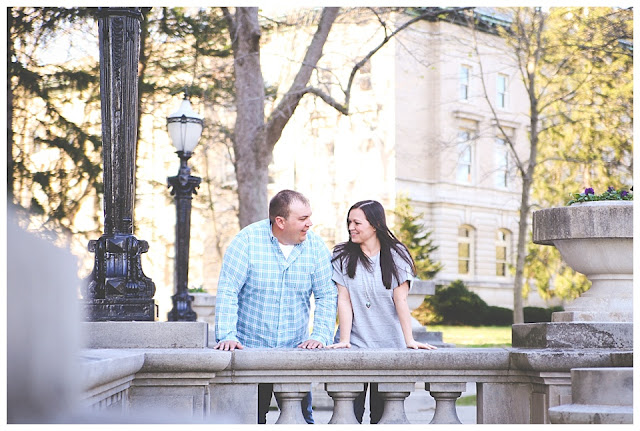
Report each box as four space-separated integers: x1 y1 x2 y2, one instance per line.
78 344 631 424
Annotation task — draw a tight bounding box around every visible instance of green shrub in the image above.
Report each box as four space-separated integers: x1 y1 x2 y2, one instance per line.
412 280 563 326
429 280 488 325
523 306 564 323
483 305 513 326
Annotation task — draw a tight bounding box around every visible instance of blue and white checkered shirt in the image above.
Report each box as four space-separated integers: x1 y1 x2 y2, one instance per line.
215 219 337 347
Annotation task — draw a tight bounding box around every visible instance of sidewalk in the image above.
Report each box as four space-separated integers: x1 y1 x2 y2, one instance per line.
266 382 477 424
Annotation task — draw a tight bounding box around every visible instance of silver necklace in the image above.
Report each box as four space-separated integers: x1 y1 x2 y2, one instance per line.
363 252 379 309
364 284 372 309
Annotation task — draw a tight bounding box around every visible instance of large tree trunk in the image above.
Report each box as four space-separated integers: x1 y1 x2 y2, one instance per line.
228 7 339 228
513 176 531 324
513 9 544 324
229 7 268 228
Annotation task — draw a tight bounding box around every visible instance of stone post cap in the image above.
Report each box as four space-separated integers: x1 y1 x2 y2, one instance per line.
532 202 632 245
411 279 436 295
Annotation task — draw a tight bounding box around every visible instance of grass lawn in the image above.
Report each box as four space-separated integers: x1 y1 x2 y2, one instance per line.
428 325 512 348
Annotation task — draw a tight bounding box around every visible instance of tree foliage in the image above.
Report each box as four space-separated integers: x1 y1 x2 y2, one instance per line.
9 6 632 297
8 7 103 242
524 7 633 302
471 7 633 319
393 195 443 280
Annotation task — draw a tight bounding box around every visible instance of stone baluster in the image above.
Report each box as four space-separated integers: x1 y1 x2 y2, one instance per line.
426 382 466 424
377 382 414 424
273 383 311 424
325 382 364 424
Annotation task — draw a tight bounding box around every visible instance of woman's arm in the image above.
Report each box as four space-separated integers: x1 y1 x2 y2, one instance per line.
327 283 353 348
393 282 437 350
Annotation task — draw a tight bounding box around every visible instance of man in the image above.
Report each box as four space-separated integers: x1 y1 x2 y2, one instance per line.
214 190 337 424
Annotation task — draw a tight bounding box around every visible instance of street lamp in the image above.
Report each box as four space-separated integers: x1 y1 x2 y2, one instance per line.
166 90 203 321
85 7 156 321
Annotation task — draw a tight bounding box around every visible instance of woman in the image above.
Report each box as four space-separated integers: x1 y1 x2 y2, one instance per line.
327 199 436 424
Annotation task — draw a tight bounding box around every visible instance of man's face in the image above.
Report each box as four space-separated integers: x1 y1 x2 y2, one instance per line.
277 200 313 245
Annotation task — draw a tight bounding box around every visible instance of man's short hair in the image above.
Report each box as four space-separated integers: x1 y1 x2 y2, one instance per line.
269 190 309 223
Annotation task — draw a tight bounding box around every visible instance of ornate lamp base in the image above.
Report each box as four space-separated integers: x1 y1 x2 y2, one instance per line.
86 297 156 321
84 233 156 321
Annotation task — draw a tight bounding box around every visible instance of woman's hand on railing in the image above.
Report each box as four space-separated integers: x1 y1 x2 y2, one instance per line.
326 341 352 349
406 340 437 350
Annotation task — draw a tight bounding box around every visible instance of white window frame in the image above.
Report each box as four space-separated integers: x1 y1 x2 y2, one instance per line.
456 131 473 184
496 229 510 277
458 225 474 275
495 137 510 188
497 74 508 109
459 65 471 101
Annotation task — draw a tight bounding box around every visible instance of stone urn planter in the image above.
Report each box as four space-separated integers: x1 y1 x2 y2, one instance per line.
190 292 216 327
532 200 633 323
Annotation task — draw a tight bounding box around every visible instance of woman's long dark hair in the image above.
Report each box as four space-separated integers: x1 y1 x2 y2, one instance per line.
332 200 416 289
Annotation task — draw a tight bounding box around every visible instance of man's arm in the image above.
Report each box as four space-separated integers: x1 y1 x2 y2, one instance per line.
306 240 338 346
214 234 249 347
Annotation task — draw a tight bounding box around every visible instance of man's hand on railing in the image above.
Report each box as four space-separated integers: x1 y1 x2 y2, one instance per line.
213 340 244 351
297 339 325 349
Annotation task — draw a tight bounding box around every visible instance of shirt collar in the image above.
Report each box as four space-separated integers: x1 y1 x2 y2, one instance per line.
268 219 305 248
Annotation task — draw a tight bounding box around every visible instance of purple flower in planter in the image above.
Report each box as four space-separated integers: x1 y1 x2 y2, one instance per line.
585 187 595 195
608 186 615 192
621 190 629 198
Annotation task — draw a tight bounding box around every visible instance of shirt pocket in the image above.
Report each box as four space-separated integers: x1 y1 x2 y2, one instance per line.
286 260 314 297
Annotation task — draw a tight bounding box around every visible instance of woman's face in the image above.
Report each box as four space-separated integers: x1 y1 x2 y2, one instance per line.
348 208 376 245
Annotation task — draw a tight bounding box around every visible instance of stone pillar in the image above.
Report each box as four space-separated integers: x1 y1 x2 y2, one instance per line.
209 383 258 424
549 368 633 424
477 382 532 424
426 382 466 424
377 382 414 424
325 382 364 424
273 383 311 424
85 7 155 321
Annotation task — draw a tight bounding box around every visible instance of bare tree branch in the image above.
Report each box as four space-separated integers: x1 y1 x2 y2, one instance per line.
301 8 472 119
265 7 340 150
469 13 526 177
305 86 348 114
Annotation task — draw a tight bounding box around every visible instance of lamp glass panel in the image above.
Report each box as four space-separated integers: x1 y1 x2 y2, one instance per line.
167 99 203 153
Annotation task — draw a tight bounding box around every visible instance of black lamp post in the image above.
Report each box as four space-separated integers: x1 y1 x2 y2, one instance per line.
85 7 156 321
166 91 203 321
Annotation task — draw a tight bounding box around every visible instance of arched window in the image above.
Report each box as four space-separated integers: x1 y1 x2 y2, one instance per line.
458 225 474 275
496 229 511 276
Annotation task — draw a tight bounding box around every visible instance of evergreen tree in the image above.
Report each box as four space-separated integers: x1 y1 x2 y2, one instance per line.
393 195 443 280
8 7 102 243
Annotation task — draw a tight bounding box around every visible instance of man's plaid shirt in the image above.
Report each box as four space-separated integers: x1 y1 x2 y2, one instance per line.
215 219 337 347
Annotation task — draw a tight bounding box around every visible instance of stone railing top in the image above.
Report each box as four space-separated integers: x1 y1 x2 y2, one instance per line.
224 348 510 372
532 201 632 245
79 346 633 392
79 349 146 391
